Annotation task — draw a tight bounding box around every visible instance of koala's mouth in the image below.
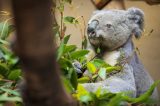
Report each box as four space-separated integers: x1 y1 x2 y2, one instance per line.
88 32 104 46
88 32 103 40
88 31 96 38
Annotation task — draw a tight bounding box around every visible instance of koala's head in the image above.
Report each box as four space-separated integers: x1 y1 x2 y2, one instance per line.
87 7 144 50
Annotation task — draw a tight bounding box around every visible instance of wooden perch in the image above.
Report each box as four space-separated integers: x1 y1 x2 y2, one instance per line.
91 0 111 9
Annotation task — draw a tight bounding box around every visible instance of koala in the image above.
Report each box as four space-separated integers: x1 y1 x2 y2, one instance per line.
76 7 159 100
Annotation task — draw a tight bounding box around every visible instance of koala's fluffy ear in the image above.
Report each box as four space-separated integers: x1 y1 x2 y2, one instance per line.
127 7 144 39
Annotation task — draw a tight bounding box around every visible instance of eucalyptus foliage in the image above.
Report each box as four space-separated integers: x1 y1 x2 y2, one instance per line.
0 21 22 105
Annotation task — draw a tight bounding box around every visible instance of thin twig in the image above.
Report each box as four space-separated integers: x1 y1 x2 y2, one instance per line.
60 11 63 40
75 16 87 49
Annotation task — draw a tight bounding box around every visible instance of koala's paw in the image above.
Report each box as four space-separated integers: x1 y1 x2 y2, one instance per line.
72 61 82 73
72 61 84 78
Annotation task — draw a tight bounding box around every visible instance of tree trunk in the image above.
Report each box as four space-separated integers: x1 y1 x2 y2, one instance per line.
11 0 76 106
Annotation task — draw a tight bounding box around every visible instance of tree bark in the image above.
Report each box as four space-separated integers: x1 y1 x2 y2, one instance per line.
11 0 76 106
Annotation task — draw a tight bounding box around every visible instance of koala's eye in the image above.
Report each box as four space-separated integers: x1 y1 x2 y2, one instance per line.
105 24 112 28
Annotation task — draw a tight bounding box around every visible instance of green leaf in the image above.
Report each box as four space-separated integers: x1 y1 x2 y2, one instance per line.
0 45 10 55
63 35 70 44
79 94 93 103
122 80 160 103
0 82 13 89
91 59 111 68
96 47 101 54
0 63 9 77
98 68 106 80
0 22 15 40
77 84 90 101
78 77 90 83
0 39 9 45
106 66 122 73
8 69 21 80
64 16 78 24
95 87 102 98
57 42 64 60
9 57 19 66
0 94 22 102
98 92 116 100
107 94 123 106
70 69 78 90
97 101 108 106
0 87 20 96
57 42 65 60
92 74 98 81
70 50 89 59
63 45 77 54
57 35 70 60
0 74 4 80
58 58 73 69
87 62 96 74
61 76 74 93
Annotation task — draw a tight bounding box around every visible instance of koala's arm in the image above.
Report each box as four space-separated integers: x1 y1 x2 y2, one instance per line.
82 64 137 97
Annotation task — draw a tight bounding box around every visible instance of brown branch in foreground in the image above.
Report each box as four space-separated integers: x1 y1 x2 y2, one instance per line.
11 0 76 106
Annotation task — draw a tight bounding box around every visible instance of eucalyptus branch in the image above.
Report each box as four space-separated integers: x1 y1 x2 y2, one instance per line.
75 16 87 49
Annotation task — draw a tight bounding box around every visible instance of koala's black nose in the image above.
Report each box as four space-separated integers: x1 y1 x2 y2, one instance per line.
87 20 99 35
87 26 95 34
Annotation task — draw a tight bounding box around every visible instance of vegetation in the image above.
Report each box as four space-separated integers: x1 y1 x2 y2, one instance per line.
0 19 22 105
0 0 159 105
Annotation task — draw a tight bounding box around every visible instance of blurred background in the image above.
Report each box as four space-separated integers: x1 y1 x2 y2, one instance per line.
0 0 160 95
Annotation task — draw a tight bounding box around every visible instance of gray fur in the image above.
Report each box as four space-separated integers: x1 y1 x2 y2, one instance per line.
83 7 158 100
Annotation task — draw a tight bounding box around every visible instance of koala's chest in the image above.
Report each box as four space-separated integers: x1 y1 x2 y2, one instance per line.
102 50 121 66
